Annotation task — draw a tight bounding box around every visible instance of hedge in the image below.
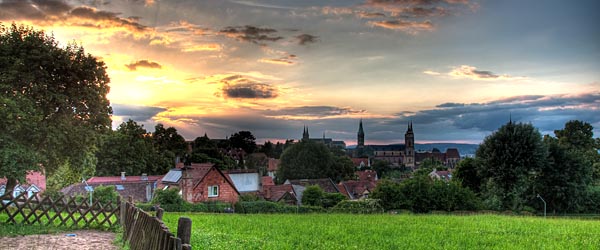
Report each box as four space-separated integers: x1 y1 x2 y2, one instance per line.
234 201 325 214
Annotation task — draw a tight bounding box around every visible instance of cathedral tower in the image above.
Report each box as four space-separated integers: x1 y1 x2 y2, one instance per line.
356 119 365 157
302 125 309 141
404 122 415 168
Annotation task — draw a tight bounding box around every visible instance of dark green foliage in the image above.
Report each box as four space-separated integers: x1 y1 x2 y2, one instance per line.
454 157 482 193
476 122 547 211
137 201 232 213
301 185 324 206
93 185 119 204
239 193 261 202
321 192 347 208
0 24 111 191
190 134 236 170
371 176 481 213
152 188 185 207
96 120 180 176
370 180 405 210
229 131 257 154
372 159 392 178
277 140 354 183
331 199 384 214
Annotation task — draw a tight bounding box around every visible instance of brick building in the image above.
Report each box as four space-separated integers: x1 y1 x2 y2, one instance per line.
180 164 239 204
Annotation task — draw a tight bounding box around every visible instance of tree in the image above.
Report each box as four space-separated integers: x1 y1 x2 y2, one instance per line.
476 121 547 211
153 124 187 158
229 131 257 154
371 180 405 210
454 157 482 194
0 24 112 193
277 140 354 183
302 185 324 206
96 120 171 176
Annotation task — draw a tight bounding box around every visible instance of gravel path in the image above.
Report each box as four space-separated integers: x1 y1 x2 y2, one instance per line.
0 230 117 250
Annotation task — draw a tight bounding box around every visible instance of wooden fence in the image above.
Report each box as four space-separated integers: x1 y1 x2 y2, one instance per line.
0 192 119 228
121 197 192 250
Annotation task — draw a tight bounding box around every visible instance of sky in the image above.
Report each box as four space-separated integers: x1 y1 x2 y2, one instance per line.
1 0 599 145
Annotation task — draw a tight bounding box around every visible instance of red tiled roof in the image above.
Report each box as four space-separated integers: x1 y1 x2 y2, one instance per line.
262 176 274 186
446 148 460 159
262 184 295 202
0 170 46 191
355 170 377 182
87 175 163 184
268 158 280 172
340 180 378 200
351 158 369 167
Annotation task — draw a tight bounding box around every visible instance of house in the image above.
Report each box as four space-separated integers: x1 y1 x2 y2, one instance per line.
429 169 452 181
261 184 299 205
180 164 240 204
284 178 340 194
355 170 378 182
0 170 46 198
60 172 161 203
338 180 378 200
351 158 370 169
415 148 461 169
267 158 280 179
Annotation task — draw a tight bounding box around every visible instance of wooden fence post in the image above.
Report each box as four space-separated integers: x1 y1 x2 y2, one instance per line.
156 207 164 220
177 217 192 247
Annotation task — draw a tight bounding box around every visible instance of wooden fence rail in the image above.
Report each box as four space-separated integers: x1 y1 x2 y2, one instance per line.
0 192 119 228
121 197 192 250
1 192 192 250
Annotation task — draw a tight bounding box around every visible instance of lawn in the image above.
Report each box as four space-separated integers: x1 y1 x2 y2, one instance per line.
162 213 600 250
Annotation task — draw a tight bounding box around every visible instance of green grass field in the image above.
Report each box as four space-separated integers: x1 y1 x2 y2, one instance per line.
162 213 600 250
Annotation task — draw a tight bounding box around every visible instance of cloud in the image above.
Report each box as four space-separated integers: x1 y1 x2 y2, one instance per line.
448 65 527 81
358 12 387 18
264 106 367 120
0 0 149 33
392 92 600 133
369 19 434 33
112 103 167 121
423 70 441 75
295 34 319 45
214 75 279 99
125 60 162 71
259 54 297 66
219 25 283 44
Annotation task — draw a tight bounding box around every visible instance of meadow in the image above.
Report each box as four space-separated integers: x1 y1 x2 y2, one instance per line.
162 213 600 250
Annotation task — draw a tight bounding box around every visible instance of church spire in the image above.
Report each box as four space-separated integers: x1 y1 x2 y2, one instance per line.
357 119 365 148
302 125 309 141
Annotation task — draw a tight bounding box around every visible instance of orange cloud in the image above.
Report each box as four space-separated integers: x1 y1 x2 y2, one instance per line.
369 20 434 34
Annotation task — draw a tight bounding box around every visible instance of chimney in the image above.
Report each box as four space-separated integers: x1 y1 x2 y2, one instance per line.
141 173 148 181
121 172 126 181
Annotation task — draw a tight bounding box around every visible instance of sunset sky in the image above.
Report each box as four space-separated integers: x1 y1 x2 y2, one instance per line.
1 0 599 145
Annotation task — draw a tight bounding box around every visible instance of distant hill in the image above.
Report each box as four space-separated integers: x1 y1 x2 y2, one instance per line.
347 143 479 157
415 143 479 156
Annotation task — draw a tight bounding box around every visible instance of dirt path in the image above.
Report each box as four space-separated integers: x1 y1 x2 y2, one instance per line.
0 230 117 250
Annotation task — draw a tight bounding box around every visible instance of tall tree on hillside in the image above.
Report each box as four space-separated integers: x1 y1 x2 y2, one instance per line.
229 131 257 154
554 120 600 183
96 120 171 176
0 24 112 193
153 123 187 165
454 157 482 194
476 121 547 211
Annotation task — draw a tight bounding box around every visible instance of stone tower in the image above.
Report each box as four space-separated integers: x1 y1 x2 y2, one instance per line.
404 122 415 168
356 119 365 156
302 125 309 141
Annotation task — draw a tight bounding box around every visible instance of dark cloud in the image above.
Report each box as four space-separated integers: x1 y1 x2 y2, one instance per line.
358 12 387 18
219 25 283 44
216 75 278 99
295 34 318 45
259 54 297 65
125 60 162 71
392 92 600 133
112 103 167 121
0 0 148 32
265 106 366 118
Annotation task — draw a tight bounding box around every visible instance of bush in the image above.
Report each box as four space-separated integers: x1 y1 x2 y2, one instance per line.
332 199 384 214
239 193 261 202
152 188 184 207
93 185 119 204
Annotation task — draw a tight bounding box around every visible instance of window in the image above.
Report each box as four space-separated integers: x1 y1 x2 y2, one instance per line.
208 185 219 197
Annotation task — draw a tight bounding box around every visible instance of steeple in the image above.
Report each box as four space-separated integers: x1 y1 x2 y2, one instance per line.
357 119 365 148
302 125 309 141
404 121 415 168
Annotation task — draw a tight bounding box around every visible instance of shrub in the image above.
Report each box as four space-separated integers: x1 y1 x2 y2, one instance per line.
332 199 384 214
152 188 184 207
93 185 119 204
235 201 326 214
302 185 324 206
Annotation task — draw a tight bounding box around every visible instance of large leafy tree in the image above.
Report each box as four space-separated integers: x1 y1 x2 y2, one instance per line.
277 140 354 183
229 131 257 154
96 120 171 176
476 121 547 210
0 24 111 193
